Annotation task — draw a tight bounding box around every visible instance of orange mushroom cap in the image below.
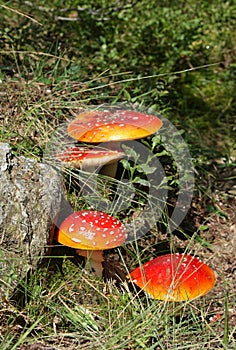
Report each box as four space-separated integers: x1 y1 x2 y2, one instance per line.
127 253 216 301
55 210 127 250
56 146 124 169
67 110 162 143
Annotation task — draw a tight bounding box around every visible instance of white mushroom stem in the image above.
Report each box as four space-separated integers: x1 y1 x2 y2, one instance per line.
100 161 118 178
76 249 104 277
99 141 122 178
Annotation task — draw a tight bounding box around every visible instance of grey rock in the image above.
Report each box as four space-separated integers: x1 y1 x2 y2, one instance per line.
0 143 67 298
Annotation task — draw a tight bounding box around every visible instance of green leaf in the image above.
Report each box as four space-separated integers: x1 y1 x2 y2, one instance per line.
136 164 157 174
132 177 150 186
199 225 209 231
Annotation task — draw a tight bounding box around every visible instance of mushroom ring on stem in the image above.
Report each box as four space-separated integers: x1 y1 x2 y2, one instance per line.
55 210 127 276
127 253 216 301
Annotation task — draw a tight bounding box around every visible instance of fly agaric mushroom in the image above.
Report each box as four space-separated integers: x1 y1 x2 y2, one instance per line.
67 109 163 143
56 146 125 176
55 210 127 276
67 109 162 177
127 253 216 301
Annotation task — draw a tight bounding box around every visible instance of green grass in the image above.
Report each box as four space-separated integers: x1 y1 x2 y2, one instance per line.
0 1 235 349
1 259 234 350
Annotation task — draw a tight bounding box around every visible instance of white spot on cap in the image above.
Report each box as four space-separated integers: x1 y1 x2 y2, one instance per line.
71 237 81 243
69 224 75 233
81 230 96 240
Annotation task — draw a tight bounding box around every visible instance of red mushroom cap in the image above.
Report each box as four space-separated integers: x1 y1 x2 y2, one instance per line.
67 109 162 142
56 146 124 169
55 210 127 250
127 253 216 301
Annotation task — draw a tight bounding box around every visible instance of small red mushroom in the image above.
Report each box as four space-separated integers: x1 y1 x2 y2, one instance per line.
127 253 216 301
56 145 125 176
55 210 127 276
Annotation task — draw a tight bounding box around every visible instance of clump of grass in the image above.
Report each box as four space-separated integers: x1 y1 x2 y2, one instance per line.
1 255 234 349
